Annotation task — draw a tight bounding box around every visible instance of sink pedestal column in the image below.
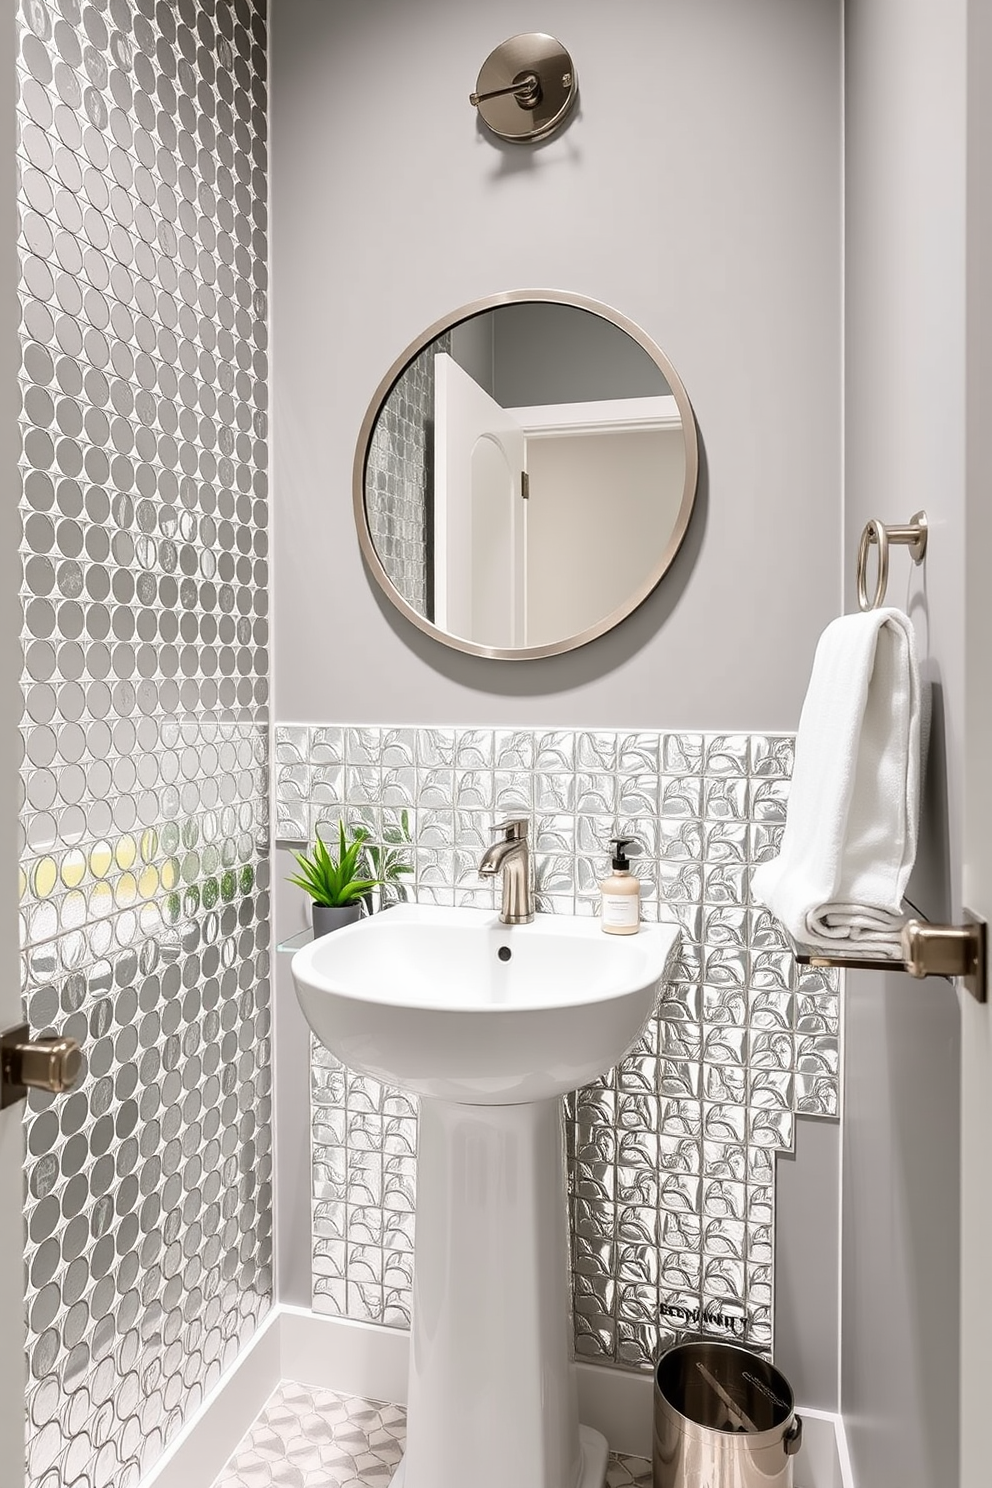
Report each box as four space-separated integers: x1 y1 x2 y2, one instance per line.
391 1095 608 1488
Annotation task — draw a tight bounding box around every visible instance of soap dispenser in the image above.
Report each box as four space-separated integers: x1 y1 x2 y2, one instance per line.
600 838 641 935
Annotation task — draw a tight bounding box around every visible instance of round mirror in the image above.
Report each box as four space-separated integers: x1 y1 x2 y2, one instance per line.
354 291 698 660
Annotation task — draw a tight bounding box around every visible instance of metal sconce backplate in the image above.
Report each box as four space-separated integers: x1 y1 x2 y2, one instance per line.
471 34 577 143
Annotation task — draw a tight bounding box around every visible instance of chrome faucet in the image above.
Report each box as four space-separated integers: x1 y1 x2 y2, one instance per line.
479 818 534 924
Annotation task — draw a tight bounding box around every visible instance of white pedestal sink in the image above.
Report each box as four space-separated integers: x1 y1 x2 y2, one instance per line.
292 904 681 1488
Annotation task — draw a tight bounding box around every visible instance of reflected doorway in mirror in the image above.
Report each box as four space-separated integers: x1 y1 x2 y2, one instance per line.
355 291 699 660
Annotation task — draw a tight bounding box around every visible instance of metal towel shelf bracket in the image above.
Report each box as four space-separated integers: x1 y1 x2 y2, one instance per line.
856 510 928 611
790 910 987 1003
902 911 987 1003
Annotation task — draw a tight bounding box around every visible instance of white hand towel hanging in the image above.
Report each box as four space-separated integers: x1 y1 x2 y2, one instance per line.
751 607 922 957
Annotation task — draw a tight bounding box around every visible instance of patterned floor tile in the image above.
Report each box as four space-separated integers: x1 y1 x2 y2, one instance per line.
606 1454 652 1486
213 1381 653 1487
215 1383 405 1488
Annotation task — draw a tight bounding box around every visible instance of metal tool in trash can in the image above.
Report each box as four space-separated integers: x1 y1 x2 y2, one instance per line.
653 1339 803 1487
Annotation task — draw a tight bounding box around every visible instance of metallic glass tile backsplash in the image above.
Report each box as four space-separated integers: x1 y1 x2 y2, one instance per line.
18 2 271 1483
276 725 840 1371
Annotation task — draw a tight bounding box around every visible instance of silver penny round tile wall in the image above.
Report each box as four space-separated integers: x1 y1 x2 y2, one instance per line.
276 725 840 1370
18 1 271 1484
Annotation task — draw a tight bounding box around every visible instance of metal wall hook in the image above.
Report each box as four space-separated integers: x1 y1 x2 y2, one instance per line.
856 510 928 610
470 34 577 144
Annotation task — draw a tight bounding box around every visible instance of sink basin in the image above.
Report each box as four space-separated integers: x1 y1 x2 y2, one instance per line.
291 902 680 1104
291 903 681 1488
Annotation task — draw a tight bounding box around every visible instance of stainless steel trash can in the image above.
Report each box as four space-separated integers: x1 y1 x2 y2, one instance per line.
653 1339 803 1488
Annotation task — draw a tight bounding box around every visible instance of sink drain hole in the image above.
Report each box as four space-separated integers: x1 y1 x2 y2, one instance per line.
497 946 512 962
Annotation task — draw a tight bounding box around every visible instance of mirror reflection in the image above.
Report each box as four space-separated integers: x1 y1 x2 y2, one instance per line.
358 297 698 658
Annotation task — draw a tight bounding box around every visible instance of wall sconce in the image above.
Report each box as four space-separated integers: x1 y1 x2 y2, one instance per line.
469 33 577 144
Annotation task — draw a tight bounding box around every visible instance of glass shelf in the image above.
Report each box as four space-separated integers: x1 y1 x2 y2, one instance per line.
788 935 908 973
276 927 313 954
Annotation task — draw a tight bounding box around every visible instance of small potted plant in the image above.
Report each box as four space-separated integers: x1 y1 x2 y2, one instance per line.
288 821 380 938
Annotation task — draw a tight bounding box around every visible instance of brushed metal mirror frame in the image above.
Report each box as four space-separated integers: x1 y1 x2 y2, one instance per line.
353 289 699 661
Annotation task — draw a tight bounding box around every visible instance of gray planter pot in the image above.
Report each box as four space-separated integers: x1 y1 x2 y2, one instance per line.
312 902 363 939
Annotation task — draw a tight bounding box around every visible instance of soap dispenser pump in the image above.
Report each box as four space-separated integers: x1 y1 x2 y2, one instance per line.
600 837 641 935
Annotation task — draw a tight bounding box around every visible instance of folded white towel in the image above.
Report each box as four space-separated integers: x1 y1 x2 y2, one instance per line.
751 607 922 957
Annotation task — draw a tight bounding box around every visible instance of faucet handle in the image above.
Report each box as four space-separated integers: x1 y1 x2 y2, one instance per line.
495 818 529 839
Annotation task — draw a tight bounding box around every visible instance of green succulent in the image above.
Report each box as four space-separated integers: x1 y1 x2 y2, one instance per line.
288 822 380 908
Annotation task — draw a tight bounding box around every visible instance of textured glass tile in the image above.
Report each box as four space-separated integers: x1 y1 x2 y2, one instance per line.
276 801 308 842
704 735 750 776
275 727 309 766
381 727 416 768
575 772 617 816
416 766 454 808
660 774 702 817
494 769 532 813
454 771 493 809
749 734 795 778
313 1278 348 1317
416 727 455 769
662 733 703 774
494 729 534 771
703 861 748 905
535 730 576 772
347 727 381 766
311 726 345 766
703 775 748 820
344 761 381 806
658 816 703 861
294 725 840 1371
704 819 749 864
747 776 790 823
534 768 576 813
749 821 785 865
576 731 618 771
312 763 345 805
453 728 493 770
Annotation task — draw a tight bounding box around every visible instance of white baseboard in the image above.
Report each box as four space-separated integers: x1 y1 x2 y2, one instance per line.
142 1305 854 1488
141 1307 283 1488
279 1304 411 1406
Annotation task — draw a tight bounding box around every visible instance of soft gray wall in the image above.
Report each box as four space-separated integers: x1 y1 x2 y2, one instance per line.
492 303 669 407
775 1116 840 1410
843 1 966 1482
271 0 841 730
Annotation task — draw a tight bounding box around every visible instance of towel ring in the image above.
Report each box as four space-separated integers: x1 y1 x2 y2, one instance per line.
856 510 928 611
